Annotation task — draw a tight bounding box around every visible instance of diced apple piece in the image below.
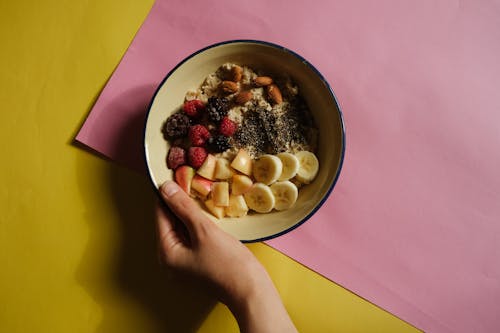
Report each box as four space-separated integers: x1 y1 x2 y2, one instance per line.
191 175 213 197
230 149 253 176
212 182 229 207
225 195 249 218
197 154 216 180
174 165 195 195
215 158 235 180
231 174 253 195
204 199 225 219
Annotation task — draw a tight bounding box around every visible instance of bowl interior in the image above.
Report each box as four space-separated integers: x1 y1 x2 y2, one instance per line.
145 41 344 242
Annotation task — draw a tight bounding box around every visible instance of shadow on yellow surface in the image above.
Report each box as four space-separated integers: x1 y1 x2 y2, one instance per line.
74 100 217 332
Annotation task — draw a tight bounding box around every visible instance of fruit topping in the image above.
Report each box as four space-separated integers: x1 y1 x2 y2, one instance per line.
252 154 283 185
207 135 231 153
244 183 275 213
219 117 237 137
212 182 230 207
189 124 211 146
196 154 217 180
188 146 208 169
230 149 253 176
162 113 190 139
270 181 298 211
191 175 213 197
166 146 186 170
206 97 229 123
295 151 319 184
175 166 195 195
183 99 205 118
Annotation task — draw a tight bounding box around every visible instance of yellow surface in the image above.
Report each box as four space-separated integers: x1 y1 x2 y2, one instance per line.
0 1 420 332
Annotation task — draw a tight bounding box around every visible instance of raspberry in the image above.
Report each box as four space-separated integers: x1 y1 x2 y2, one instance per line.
183 99 205 118
206 97 229 122
208 135 231 153
219 117 237 137
162 113 190 139
188 147 208 168
166 146 186 169
189 124 211 146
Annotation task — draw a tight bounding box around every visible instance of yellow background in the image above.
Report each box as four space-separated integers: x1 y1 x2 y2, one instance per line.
0 1 420 332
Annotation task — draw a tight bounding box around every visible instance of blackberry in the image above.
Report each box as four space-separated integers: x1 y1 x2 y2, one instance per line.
162 113 190 139
207 135 231 153
206 97 229 123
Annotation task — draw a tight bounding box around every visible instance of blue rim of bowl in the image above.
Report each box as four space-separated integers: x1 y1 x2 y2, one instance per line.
143 39 346 243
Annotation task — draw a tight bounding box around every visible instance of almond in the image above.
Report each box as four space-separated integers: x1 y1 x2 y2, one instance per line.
221 81 238 94
267 84 283 104
235 91 253 105
254 76 273 86
231 65 243 82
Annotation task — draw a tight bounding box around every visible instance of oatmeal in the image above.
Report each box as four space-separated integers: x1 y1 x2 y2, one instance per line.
162 63 319 218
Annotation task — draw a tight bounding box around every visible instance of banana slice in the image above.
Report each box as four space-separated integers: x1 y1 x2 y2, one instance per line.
270 181 298 211
252 155 283 185
295 151 319 184
244 183 275 213
277 152 300 181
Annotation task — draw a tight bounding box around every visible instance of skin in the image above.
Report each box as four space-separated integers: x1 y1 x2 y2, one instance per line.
156 181 298 333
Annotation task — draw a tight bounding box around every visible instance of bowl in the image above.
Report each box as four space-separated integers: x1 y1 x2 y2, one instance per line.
144 40 345 242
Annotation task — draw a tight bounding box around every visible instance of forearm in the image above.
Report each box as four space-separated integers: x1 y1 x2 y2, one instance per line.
228 273 298 333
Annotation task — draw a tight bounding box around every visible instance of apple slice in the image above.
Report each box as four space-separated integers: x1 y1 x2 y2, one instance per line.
231 174 253 196
215 158 235 180
191 175 213 197
212 182 229 207
204 199 225 219
225 194 249 218
174 165 195 195
230 149 253 176
197 154 216 180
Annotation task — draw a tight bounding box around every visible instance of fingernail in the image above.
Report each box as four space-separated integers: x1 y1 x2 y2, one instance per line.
161 181 179 198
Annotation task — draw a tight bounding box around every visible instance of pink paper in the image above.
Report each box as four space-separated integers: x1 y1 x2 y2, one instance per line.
76 0 500 331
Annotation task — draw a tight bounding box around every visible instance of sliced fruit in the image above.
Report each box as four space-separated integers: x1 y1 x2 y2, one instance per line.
231 149 253 176
191 175 213 197
244 183 275 213
214 158 235 180
252 154 283 185
212 182 229 207
271 181 298 211
197 154 216 180
174 165 195 195
225 195 249 217
231 174 253 196
295 151 319 184
205 199 224 219
277 152 299 181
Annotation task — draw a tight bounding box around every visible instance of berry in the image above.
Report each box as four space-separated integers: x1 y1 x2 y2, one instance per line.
162 113 190 139
166 146 186 169
189 124 211 146
219 117 237 137
206 97 229 122
208 135 231 153
188 147 208 168
183 99 205 118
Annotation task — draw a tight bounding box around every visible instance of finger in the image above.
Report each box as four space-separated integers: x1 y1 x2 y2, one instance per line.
155 200 189 266
159 181 211 242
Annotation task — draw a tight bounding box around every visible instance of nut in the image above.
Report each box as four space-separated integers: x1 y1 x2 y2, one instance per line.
267 84 283 104
235 90 253 105
254 76 273 86
231 65 243 82
221 81 239 94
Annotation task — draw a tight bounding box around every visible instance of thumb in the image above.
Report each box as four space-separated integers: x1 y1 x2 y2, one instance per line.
159 181 211 241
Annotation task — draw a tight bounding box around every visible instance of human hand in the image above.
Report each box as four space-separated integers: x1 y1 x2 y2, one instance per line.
155 181 297 333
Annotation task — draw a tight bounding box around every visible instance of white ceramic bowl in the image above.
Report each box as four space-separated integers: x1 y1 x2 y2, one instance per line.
144 40 345 242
